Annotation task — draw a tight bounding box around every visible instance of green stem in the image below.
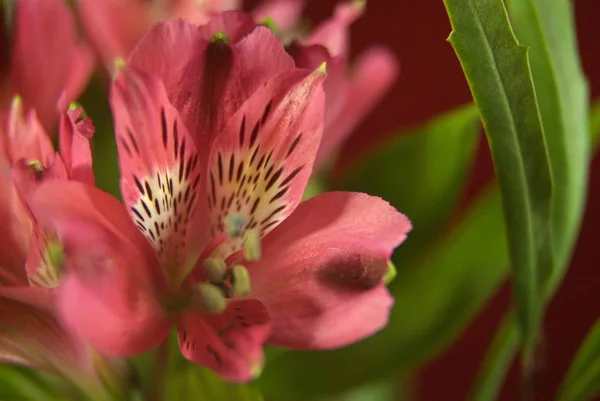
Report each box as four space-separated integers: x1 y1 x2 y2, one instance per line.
145 341 169 401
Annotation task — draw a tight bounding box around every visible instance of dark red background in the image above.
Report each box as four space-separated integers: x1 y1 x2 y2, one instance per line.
259 0 600 399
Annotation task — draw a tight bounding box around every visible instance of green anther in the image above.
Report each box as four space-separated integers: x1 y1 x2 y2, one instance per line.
11 94 22 108
231 265 251 296
243 229 261 261
113 58 126 71
194 283 227 314
317 61 327 74
225 214 246 238
46 241 64 274
382 260 397 285
202 257 227 283
250 361 264 379
259 16 279 34
210 31 230 44
26 159 43 172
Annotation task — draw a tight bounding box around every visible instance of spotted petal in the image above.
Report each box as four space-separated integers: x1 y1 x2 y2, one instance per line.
178 299 271 382
250 191 411 349
111 66 202 277
203 66 325 256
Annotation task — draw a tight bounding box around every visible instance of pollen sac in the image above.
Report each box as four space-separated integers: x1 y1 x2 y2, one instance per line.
383 260 397 285
193 283 227 314
203 257 227 283
231 264 251 296
242 229 261 262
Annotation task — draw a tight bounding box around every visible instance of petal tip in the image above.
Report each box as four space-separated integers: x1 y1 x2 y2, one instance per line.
112 58 126 77
210 31 230 45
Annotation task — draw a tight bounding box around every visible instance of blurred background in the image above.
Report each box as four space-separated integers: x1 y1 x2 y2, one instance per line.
244 0 599 400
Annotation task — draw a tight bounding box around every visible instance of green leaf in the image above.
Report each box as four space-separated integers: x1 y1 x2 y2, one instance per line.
340 105 480 261
259 184 509 399
0 366 69 401
467 314 520 401
79 76 121 200
556 320 600 401
468 105 600 401
507 0 590 298
443 0 553 362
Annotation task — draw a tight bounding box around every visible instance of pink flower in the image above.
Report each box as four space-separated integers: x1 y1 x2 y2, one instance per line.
0 98 99 380
4 0 94 134
31 17 411 382
77 0 241 66
288 1 399 166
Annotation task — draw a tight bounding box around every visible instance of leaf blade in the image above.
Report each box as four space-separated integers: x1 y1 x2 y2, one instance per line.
443 0 553 360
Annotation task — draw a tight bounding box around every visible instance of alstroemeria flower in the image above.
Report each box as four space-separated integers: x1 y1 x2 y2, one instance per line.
77 0 241 66
0 98 100 381
4 0 94 134
289 1 399 166
31 17 411 382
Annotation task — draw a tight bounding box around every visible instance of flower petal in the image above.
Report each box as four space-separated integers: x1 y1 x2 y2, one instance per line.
30 180 171 355
304 1 364 57
250 191 411 349
202 64 325 256
197 10 255 42
9 0 93 133
288 44 350 164
178 299 271 381
77 0 151 64
59 106 95 185
0 286 86 374
111 66 202 277
323 46 399 160
129 21 295 153
5 97 55 167
252 0 305 34
0 162 30 284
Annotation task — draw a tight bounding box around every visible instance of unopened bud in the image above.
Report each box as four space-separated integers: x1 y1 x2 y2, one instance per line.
231 264 251 296
203 257 227 283
194 283 227 314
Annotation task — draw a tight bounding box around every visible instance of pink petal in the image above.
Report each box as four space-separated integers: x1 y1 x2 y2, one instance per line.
288 44 350 164
320 46 399 162
250 191 411 349
251 0 305 34
111 66 202 277
0 286 88 374
201 64 325 256
5 99 55 168
77 0 151 65
9 0 93 133
304 1 364 57
197 10 255 42
58 271 171 356
59 106 95 186
0 161 30 284
178 299 271 381
128 21 295 153
30 180 172 355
